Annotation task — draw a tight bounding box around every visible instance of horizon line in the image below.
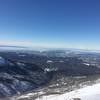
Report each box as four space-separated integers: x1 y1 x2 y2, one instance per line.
0 45 100 52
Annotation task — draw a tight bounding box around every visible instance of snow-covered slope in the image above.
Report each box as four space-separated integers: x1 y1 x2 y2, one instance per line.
36 82 100 100
0 56 6 66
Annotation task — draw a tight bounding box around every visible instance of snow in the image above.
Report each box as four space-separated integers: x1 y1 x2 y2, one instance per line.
83 63 90 66
0 56 6 66
47 60 53 63
36 82 100 100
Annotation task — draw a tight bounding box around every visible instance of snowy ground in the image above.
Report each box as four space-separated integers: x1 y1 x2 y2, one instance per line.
36 82 100 100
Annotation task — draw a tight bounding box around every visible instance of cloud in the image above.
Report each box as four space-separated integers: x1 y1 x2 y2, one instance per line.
0 40 34 47
0 40 100 50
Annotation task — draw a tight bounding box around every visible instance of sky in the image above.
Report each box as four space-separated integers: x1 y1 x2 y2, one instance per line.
0 0 100 50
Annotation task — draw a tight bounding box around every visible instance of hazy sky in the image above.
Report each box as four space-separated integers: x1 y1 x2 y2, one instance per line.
0 0 100 49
